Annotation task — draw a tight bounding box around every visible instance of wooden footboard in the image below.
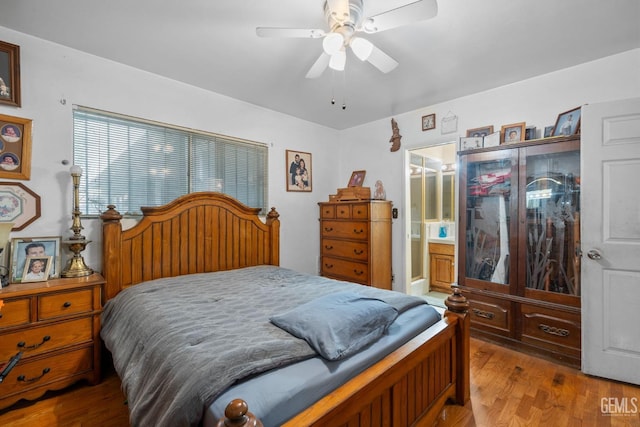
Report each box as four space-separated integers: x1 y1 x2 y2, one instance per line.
219 289 470 427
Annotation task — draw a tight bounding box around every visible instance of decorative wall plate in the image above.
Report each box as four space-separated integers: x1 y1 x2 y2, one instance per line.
0 181 41 230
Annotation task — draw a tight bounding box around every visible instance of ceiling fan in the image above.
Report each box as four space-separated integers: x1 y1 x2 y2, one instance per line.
256 0 438 78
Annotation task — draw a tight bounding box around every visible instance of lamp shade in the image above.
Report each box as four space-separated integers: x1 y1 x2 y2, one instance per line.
329 50 346 71
322 32 344 55
0 222 13 247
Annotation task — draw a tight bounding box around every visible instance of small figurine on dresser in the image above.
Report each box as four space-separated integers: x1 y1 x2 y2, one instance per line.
373 180 386 200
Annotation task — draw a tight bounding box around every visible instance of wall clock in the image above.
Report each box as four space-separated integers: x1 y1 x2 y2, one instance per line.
422 113 436 131
0 181 41 230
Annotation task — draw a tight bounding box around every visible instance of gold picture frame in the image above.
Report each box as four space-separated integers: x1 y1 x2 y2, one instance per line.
0 40 20 107
501 122 526 144
9 236 62 283
0 114 32 180
21 256 53 283
348 170 366 187
552 106 581 137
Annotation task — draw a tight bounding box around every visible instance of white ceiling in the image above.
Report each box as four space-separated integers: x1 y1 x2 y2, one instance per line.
0 0 638 130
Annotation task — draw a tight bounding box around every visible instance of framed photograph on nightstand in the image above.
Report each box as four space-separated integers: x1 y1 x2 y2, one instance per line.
9 236 61 283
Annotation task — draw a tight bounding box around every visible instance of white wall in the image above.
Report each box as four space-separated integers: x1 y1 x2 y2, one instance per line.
340 48 640 292
2 23 638 291
0 26 340 275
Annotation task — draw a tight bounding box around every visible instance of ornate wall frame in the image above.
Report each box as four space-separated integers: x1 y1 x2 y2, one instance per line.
0 181 41 231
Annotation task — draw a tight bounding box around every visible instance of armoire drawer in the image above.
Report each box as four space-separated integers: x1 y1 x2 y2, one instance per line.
468 296 512 335
520 304 581 353
321 256 369 283
320 221 368 240
321 238 368 261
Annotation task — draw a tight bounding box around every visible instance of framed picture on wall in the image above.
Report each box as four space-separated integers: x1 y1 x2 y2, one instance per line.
10 236 62 283
286 150 312 192
0 40 21 107
0 114 32 180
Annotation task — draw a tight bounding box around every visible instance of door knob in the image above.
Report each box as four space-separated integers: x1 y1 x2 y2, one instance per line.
587 249 602 260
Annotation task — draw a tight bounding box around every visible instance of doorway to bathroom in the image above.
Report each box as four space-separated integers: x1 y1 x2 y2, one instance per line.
406 142 457 306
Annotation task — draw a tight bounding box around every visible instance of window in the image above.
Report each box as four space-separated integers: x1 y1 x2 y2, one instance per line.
73 107 268 216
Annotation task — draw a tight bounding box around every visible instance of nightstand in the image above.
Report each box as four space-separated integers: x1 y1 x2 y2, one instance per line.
0 273 104 410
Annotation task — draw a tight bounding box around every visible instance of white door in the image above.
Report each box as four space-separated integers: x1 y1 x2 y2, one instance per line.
582 97 640 385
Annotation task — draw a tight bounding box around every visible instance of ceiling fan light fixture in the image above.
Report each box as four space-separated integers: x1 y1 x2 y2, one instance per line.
322 32 344 55
329 49 346 71
362 18 377 33
350 37 373 61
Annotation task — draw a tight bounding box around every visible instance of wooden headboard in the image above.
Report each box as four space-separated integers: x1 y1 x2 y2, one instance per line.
100 192 280 301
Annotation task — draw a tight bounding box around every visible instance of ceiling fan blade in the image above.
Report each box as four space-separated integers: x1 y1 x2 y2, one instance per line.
363 0 438 33
350 39 398 73
256 27 325 38
305 52 331 78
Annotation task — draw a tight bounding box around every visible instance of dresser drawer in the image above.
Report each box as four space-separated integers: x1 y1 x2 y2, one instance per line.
520 304 581 354
38 289 94 320
0 346 93 399
320 221 368 240
468 296 512 335
0 297 31 329
320 204 336 219
0 317 93 361
321 238 368 261
321 256 369 283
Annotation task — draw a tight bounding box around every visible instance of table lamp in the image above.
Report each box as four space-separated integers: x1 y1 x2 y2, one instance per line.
61 165 93 277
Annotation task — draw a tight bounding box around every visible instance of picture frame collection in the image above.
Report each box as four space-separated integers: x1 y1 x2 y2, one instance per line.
459 106 581 151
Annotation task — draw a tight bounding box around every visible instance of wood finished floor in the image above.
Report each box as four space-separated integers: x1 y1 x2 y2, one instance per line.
1 338 639 426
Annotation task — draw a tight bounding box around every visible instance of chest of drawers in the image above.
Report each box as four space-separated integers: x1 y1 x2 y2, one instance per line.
0 274 104 410
319 200 392 289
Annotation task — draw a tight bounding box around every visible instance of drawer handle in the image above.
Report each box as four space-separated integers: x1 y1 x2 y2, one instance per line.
0 312 3 318
353 249 364 255
18 335 51 350
539 324 570 337
472 308 495 320
353 229 364 234
324 227 333 232
63 301 72 308
324 245 334 250
324 263 334 269
18 367 51 383
339 210 346 215
353 269 364 276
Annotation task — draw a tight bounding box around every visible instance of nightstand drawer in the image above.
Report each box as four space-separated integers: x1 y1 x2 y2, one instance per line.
321 238 368 261
38 289 93 320
0 317 93 361
321 221 368 240
0 346 93 399
0 297 31 329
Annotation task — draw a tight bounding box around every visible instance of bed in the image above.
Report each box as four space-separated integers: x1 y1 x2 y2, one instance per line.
100 192 470 427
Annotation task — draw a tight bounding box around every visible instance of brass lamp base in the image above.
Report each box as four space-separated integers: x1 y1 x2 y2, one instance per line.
61 239 93 278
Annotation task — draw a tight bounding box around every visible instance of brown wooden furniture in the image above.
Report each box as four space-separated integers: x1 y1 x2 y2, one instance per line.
429 241 455 293
101 192 470 426
319 200 392 289
0 274 104 410
458 136 581 367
